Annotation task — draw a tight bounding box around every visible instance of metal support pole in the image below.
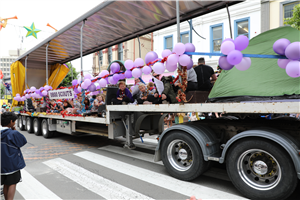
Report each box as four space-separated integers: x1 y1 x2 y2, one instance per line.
80 20 86 83
189 19 193 59
98 51 101 74
137 35 141 58
176 0 182 84
25 55 28 89
46 43 49 85
226 4 233 39
70 62 73 82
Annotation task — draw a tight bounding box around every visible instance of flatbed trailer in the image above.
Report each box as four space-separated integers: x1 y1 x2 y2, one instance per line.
11 1 300 199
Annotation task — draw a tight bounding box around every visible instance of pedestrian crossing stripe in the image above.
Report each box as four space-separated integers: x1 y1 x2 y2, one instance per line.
74 151 246 199
44 158 154 200
17 169 61 200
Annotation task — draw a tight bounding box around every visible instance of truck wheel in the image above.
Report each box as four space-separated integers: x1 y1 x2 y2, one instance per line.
33 118 42 136
42 119 53 138
26 117 34 133
161 131 209 181
18 116 25 130
226 139 297 200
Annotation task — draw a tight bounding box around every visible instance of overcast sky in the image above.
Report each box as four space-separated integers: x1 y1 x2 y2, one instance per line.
0 0 103 73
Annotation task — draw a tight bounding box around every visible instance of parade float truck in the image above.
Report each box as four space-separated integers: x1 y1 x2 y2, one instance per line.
10 1 300 200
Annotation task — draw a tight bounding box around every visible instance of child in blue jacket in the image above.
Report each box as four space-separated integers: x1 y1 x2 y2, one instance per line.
1 112 27 200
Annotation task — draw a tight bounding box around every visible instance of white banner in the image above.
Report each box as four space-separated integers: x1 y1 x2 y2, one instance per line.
48 88 74 99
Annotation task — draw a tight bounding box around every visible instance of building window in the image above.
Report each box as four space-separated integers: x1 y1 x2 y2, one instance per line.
118 43 123 61
4 58 6 62
0 63 3 66
180 31 190 44
108 47 112 64
210 23 223 52
234 17 250 38
281 1 300 25
99 50 103 66
164 35 173 51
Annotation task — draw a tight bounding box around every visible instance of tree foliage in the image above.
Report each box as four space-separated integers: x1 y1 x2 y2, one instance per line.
58 63 79 87
0 84 5 98
284 4 300 30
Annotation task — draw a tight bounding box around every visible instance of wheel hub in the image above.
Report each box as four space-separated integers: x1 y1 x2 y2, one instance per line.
178 148 188 160
253 160 268 175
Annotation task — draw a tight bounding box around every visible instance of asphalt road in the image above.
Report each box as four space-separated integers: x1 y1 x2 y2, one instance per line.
2 129 300 200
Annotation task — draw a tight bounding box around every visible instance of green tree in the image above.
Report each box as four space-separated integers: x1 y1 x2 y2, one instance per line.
0 83 5 98
284 4 300 30
58 62 79 87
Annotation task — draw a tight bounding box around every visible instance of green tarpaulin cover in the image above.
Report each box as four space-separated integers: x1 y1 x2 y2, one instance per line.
208 26 300 102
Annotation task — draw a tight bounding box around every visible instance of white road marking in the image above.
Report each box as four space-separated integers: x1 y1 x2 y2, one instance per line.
99 145 230 181
17 169 62 200
44 158 154 200
75 151 247 200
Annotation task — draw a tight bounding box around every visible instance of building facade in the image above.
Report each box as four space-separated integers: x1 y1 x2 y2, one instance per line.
261 0 300 32
92 34 153 75
153 0 261 70
0 50 26 79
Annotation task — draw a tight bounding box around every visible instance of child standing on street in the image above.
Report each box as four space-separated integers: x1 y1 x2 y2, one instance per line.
1 112 27 200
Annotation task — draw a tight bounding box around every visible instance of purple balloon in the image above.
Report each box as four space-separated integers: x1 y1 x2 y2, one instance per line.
153 62 165 74
227 50 243 65
235 57 252 71
222 38 234 44
149 79 153 83
134 58 144 67
132 68 142 78
234 35 249 51
84 79 92 87
113 74 120 82
186 59 193 70
277 59 290 69
88 84 96 92
166 62 177 72
25 94 30 99
142 66 152 75
285 42 300 60
124 60 134 70
273 38 291 56
221 41 235 55
178 54 191 66
42 90 48 96
162 49 172 58
100 70 109 77
77 86 81 92
99 79 107 87
125 70 132 78
74 88 79 94
96 85 101 90
110 62 120 73
173 43 186 55
145 51 158 65
219 56 234 70
81 82 88 89
39 87 44 91
119 73 125 80
108 77 118 84
84 73 92 80
167 54 179 66
72 79 78 86
44 85 50 91
25 89 30 93
184 43 195 53
286 60 300 78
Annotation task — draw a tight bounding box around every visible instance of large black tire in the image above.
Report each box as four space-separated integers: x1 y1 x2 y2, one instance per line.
226 139 297 200
41 119 53 139
161 131 209 181
26 117 34 133
18 116 25 131
33 118 42 136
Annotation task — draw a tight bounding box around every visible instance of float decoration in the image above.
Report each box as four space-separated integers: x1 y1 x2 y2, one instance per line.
24 22 41 39
0 15 17 31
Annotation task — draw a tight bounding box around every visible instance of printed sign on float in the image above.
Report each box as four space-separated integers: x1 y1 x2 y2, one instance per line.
48 88 74 99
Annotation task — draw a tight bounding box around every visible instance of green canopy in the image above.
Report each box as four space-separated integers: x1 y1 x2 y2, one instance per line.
209 26 300 102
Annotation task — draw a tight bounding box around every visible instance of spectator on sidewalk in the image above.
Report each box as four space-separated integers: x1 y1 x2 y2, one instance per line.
1 112 27 200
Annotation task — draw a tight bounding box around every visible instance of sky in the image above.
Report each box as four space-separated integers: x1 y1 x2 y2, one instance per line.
0 0 103 73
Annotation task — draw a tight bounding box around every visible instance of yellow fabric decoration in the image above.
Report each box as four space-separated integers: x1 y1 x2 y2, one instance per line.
46 63 69 89
10 61 26 106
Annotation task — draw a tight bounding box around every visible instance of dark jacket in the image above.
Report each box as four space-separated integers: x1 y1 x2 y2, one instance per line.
1 128 27 174
161 76 178 103
117 88 133 102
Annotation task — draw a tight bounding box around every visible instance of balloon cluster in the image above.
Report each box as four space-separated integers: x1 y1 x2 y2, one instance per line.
14 85 53 102
219 35 251 71
273 39 300 78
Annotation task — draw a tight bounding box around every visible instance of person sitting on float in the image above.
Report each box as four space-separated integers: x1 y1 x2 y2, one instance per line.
136 83 151 104
131 78 142 100
111 81 133 105
152 72 178 104
82 97 92 113
91 94 105 112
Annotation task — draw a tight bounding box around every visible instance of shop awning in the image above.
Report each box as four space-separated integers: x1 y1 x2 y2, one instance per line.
15 0 244 67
